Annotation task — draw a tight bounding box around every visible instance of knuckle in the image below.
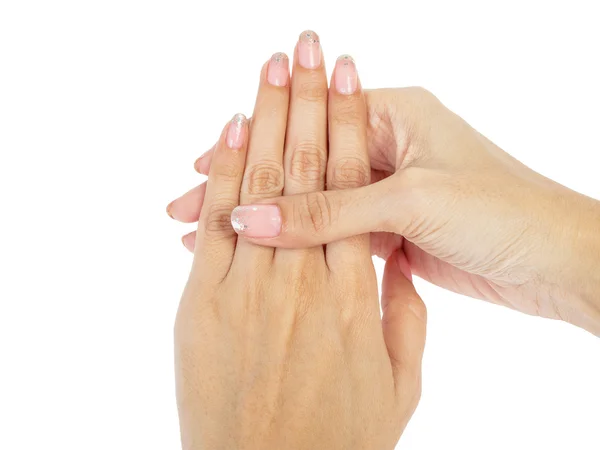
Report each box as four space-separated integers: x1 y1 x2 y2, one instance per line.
330 157 370 189
213 159 241 181
245 161 284 195
297 81 327 102
290 141 326 185
204 202 236 237
299 191 332 234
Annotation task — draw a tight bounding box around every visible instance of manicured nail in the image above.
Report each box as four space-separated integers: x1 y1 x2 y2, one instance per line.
298 30 321 69
335 55 358 95
396 251 413 283
226 113 247 149
231 205 282 238
166 202 174 219
267 52 289 87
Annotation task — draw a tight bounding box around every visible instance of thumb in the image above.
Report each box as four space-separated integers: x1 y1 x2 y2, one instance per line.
230 176 408 248
381 249 427 402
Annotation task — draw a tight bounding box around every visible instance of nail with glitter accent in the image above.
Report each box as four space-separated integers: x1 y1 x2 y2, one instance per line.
267 52 289 87
334 55 358 95
226 113 247 149
231 205 282 238
297 30 321 69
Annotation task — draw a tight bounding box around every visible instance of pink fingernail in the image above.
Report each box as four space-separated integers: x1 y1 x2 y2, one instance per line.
297 30 321 69
226 113 247 149
231 205 282 238
267 52 289 87
334 55 358 95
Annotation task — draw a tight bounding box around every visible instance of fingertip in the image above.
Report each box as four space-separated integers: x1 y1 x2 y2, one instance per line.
266 52 290 87
194 145 215 174
181 232 195 252
194 156 207 174
332 54 359 96
225 113 248 150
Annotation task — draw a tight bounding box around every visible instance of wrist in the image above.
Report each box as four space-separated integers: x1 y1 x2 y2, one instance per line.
541 191 600 335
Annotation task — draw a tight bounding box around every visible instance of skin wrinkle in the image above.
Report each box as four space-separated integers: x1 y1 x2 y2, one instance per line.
290 142 327 185
246 161 285 196
330 157 370 189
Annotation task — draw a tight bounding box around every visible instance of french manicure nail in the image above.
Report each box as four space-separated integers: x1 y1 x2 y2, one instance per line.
231 205 282 238
335 55 358 95
226 113 247 149
298 30 321 69
267 52 289 87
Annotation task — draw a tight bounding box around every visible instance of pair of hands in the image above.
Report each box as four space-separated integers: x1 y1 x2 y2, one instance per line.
172 29 600 448
170 37 600 335
174 31 425 449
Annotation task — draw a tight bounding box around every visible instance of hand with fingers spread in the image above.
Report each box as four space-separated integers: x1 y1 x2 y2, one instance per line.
175 32 426 449
169 41 600 337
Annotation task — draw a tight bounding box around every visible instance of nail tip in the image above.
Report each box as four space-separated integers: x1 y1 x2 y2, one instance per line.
231 218 247 234
271 52 289 63
299 30 320 43
231 113 247 124
337 54 354 62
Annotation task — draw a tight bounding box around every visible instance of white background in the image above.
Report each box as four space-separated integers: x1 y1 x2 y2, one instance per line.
1 1 599 449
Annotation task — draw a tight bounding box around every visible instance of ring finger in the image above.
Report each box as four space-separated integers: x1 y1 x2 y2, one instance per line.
231 52 290 266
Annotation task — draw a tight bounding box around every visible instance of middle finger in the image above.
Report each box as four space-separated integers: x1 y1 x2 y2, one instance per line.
276 30 328 264
283 30 328 196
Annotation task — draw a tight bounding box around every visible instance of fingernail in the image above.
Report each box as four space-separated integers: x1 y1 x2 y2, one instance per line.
335 55 358 95
166 202 174 219
297 30 321 69
226 113 247 149
396 251 413 283
231 205 282 238
267 52 289 87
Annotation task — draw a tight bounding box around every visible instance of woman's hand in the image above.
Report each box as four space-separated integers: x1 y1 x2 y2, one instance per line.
170 80 600 336
175 32 426 449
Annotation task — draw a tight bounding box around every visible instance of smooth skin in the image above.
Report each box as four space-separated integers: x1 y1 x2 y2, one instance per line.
175 32 426 449
169 57 600 338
